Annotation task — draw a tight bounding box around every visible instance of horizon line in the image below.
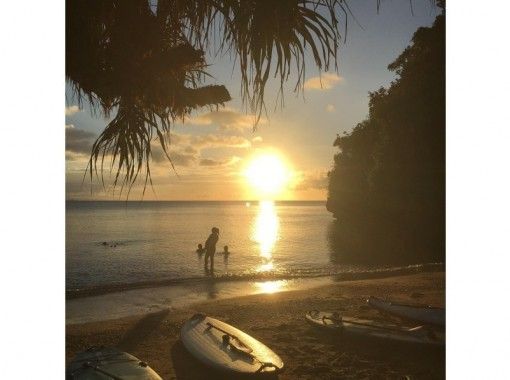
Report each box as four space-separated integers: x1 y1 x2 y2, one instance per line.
65 199 326 202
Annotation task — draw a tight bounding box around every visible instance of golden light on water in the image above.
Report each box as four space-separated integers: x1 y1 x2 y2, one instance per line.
255 280 287 294
244 153 292 197
253 200 279 272
258 262 274 272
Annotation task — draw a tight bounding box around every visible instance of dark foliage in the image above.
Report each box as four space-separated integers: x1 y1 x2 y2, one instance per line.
326 8 445 264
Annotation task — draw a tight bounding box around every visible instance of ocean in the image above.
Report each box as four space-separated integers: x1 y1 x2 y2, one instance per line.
66 200 338 291
66 200 442 323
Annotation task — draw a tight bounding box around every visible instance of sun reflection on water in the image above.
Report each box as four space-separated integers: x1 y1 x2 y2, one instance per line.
255 280 287 294
253 200 279 272
258 262 274 272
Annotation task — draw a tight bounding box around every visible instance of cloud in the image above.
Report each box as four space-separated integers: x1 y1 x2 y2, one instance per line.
152 133 250 168
65 124 96 154
304 73 342 90
184 146 198 154
149 130 253 168
294 171 329 191
190 108 267 131
170 151 197 167
65 105 80 116
191 134 251 149
227 156 242 166
65 126 251 170
326 104 336 112
65 151 85 162
171 133 251 168
170 133 251 150
151 143 197 167
251 136 263 144
170 133 251 153
198 156 241 167
199 158 224 167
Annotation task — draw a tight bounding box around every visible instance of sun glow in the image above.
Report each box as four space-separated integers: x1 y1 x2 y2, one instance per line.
244 154 291 196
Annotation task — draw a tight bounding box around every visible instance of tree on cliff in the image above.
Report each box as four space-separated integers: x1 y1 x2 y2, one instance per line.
327 6 444 263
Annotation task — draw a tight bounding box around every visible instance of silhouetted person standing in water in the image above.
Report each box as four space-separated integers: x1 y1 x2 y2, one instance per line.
204 227 219 274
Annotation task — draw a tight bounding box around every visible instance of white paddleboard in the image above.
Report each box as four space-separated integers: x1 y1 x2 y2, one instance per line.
67 347 162 379
305 310 444 345
180 313 284 374
368 296 445 326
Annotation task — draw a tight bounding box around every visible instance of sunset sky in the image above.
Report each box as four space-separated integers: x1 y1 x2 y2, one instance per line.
65 1 439 201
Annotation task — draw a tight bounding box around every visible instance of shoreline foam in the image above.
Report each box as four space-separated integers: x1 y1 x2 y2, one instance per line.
67 262 444 299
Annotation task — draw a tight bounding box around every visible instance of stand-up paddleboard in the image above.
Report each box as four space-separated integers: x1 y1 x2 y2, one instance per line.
368 296 445 327
181 313 284 374
305 310 444 345
67 347 162 380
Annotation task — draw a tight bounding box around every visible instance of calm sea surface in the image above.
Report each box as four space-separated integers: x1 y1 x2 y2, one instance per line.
66 201 342 291
66 201 442 292
66 201 443 323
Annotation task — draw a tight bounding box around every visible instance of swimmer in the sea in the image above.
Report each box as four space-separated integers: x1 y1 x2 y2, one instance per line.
222 245 230 263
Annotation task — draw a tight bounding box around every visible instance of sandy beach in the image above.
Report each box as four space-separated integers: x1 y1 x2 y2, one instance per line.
66 272 445 379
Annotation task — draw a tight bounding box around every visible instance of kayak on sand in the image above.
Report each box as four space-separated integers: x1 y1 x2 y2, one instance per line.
368 296 445 327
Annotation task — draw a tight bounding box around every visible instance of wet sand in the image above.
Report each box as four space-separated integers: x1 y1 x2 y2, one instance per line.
66 272 445 379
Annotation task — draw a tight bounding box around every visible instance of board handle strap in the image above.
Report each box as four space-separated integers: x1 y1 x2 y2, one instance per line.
205 322 253 353
256 362 279 373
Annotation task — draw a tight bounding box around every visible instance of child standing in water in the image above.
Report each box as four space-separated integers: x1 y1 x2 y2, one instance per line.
222 245 230 263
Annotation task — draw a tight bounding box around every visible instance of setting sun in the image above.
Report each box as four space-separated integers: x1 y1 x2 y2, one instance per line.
244 154 291 196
